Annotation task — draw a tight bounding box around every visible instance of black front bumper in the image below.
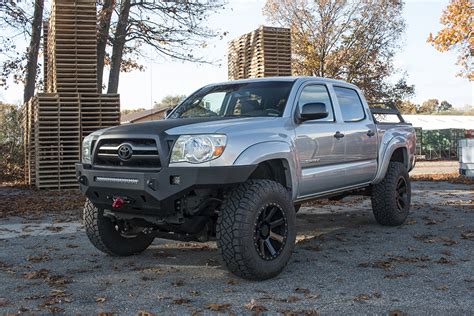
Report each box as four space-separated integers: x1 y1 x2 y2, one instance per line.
75 163 256 216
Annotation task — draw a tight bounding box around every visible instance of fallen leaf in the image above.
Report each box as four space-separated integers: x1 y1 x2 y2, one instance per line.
295 288 310 294
286 296 301 303
204 303 230 312
436 257 453 264
95 297 106 303
45 226 64 233
137 311 155 316
461 231 474 240
172 298 190 305
280 309 319 316
46 275 73 287
23 269 50 279
353 294 370 302
436 284 449 291
244 299 267 313
389 309 407 316
227 279 238 285
0 298 8 307
26 254 50 263
373 260 393 270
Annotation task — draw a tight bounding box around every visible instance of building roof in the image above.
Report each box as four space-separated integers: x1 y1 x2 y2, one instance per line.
121 107 168 124
402 115 474 130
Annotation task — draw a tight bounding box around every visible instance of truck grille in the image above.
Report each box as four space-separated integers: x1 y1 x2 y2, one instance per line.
94 138 161 169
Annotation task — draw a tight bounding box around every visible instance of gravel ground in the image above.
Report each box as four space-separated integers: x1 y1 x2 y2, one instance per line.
0 181 473 315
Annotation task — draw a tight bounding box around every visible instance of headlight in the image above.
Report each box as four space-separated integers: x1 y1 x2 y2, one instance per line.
170 134 227 164
81 134 95 163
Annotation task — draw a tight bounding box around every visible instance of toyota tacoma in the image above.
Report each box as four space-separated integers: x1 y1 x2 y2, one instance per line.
76 76 416 280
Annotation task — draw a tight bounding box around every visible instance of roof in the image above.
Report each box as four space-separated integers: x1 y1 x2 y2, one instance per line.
402 115 474 130
206 76 357 89
121 107 168 123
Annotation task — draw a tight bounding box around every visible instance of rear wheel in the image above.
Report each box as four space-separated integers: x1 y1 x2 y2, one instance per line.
217 180 296 280
371 162 411 226
83 199 154 256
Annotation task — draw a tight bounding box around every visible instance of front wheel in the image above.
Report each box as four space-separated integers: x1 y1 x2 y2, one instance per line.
83 200 154 256
217 180 296 280
371 162 411 226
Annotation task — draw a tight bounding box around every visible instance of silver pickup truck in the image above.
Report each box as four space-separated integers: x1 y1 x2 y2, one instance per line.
76 76 416 280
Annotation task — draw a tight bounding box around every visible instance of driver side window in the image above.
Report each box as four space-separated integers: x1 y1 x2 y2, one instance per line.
199 92 227 115
298 85 334 122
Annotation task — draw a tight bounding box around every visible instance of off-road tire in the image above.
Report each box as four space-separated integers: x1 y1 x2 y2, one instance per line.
83 199 154 256
371 162 411 226
217 180 296 280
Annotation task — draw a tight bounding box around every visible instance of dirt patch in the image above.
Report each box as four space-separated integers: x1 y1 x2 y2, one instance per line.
410 173 474 185
0 185 84 220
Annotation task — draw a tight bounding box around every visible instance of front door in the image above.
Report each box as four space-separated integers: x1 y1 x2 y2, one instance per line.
294 83 346 197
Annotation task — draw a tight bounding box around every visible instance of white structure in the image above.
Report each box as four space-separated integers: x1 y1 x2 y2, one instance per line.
459 139 474 177
402 115 474 130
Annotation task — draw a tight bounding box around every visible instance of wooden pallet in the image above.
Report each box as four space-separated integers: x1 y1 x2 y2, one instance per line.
23 0 121 190
228 26 292 80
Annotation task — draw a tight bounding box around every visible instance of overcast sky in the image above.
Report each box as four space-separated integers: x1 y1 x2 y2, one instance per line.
0 0 472 110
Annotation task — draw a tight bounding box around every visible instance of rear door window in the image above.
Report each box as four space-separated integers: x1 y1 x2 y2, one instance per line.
334 86 365 122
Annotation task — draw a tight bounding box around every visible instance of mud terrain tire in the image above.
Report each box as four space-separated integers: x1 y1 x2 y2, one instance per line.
371 162 411 226
217 180 296 280
83 199 154 256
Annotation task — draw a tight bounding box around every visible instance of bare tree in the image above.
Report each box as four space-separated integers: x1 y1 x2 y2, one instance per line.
97 0 115 92
106 0 226 93
23 0 44 103
107 0 131 93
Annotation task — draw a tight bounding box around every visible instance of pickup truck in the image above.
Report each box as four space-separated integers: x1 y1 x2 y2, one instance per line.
76 76 416 280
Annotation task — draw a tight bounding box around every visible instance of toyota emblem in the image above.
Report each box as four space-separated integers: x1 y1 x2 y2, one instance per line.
117 143 133 161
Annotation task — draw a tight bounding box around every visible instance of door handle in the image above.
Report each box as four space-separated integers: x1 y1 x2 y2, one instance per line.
334 131 345 139
367 130 375 137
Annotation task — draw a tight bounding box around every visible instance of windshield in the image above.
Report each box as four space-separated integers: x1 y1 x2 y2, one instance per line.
169 81 294 119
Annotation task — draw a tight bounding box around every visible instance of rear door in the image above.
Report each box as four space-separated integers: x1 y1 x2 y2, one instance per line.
294 82 346 197
332 86 377 185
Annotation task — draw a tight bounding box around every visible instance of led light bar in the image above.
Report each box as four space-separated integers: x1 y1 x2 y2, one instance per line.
94 177 139 185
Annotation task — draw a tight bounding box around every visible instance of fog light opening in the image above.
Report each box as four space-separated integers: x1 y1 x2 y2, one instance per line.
170 176 181 185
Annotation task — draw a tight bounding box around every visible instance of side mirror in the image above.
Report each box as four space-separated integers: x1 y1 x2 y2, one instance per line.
299 102 329 121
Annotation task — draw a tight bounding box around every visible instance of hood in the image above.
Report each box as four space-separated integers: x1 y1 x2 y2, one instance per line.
99 116 279 136
100 117 224 136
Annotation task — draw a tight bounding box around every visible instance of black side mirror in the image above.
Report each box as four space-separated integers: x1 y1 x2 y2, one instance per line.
299 102 329 121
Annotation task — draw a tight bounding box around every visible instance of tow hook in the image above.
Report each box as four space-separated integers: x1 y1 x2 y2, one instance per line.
108 196 134 209
112 197 125 209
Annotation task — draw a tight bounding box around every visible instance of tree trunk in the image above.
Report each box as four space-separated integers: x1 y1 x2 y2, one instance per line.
23 0 44 104
97 0 115 93
107 0 130 94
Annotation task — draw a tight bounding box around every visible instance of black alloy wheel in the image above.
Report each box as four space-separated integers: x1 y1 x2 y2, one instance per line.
254 203 288 260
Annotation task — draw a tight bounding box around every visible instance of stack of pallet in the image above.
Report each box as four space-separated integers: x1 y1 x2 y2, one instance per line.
228 26 292 80
23 0 120 190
